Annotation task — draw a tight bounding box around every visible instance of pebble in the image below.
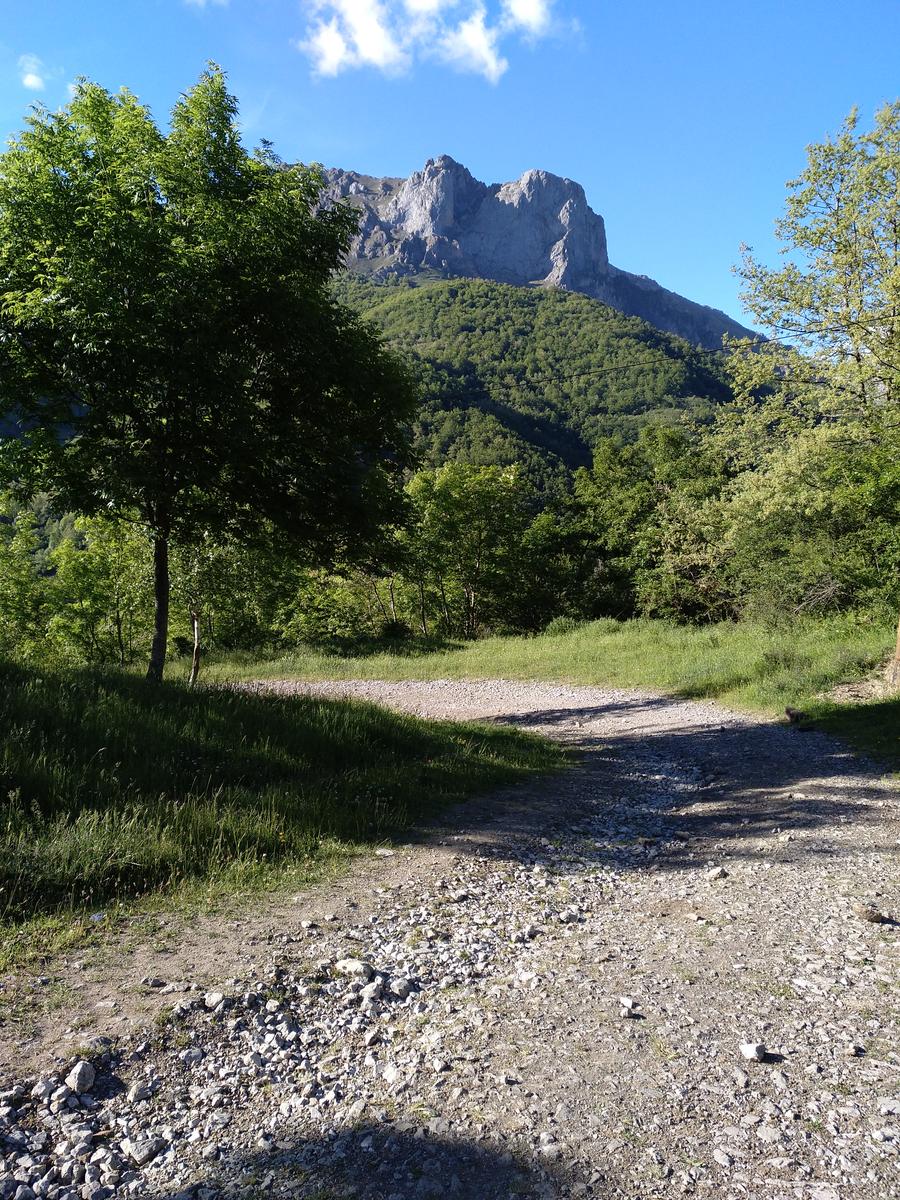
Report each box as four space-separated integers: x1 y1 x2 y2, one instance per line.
120 1135 167 1165
851 900 889 924
739 1042 767 1062
64 1062 95 1095
334 959 374 981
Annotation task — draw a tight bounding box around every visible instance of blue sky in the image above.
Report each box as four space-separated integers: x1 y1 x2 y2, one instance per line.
2 1 899 325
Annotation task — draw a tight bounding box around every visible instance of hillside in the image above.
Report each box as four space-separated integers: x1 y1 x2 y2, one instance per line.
336 275 733 494
324 156 756 349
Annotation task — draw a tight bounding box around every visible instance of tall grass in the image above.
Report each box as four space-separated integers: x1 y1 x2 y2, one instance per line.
0 661 564 948
209 613 899 766
211 613 892 709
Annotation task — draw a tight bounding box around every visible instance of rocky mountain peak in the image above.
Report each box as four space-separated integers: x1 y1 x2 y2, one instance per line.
322 157 752 349
386 155 486 238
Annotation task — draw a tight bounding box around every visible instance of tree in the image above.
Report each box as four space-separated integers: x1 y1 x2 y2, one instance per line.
48 517 151 666
735 101 900 679
0 67 416 680
0 506 48 661
403 464 531 639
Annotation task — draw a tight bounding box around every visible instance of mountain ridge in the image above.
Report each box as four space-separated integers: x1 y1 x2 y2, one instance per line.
323 155 754 350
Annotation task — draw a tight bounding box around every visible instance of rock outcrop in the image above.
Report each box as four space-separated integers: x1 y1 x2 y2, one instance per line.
323 156 753 349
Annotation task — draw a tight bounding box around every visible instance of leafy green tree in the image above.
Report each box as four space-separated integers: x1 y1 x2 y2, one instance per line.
403 464 533 638
0 67 415 681
735 101 900 677
48 517 151 665
0 505 49 660
572 427 730 620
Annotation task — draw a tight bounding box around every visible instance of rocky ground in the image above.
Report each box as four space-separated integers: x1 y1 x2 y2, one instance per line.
1 679 898 1200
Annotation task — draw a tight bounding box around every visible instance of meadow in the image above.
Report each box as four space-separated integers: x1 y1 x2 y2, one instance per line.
0 660 564 965
210 613 899 766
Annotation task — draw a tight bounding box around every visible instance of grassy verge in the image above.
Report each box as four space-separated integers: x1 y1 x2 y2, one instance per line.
208 613 899 769
807 697 900 766
0 661 566 967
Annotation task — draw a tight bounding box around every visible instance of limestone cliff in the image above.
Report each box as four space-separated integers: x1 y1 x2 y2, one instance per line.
322 156 752 350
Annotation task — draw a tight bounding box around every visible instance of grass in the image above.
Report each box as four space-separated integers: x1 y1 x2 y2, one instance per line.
809 696 900 766
208 612 899 768
0 660 566 963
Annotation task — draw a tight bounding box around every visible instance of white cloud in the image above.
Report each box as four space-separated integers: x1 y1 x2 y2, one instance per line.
501 0 552 35
297 0 562 82
403 0 457 13
184 0 229 8
439 8 507 83
301 0 408 76
18 53 45 91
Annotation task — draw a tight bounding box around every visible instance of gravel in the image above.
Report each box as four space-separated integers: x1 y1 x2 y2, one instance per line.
1 678 898 1200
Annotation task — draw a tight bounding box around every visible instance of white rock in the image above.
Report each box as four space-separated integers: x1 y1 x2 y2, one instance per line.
388 977 413 999
65 1063 95 1095
740 1042 767 1062
335 959 374 981
120 1136 167 1166
706 866 729 881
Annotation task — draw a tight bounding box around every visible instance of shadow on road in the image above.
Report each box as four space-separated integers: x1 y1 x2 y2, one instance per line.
152 1122 590 1200
429 693 896 876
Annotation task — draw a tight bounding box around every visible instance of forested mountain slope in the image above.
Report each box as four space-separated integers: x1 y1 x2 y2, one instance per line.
337 276 733 494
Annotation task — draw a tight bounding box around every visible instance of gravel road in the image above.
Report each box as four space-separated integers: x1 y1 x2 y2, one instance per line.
2 679 898 1200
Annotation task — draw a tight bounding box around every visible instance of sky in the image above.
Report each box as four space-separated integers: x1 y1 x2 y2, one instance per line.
2 0 899 326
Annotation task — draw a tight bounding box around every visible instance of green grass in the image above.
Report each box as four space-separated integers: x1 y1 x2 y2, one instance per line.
208 612 899 767
0 660 565 961
809 696 900 766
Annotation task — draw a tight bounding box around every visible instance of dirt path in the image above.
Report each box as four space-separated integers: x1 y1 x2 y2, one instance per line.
2 680 898 1200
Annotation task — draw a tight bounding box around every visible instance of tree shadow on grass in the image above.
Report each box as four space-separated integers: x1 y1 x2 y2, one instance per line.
153 1123 591 1200
0 660 563 924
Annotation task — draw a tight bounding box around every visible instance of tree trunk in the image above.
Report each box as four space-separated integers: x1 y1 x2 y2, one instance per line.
438 578 452 633
146 533 169 683
367 573 390 622
188 608 202 688
418 580 429 639
887 609 900 689
114 607 126 668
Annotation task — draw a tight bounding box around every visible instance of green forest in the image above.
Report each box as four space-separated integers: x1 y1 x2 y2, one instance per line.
336 275 732 496
5 252 899 660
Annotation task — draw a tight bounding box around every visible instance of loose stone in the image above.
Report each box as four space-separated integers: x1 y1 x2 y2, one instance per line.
64 1063 95 1095
739 1042 767 1062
